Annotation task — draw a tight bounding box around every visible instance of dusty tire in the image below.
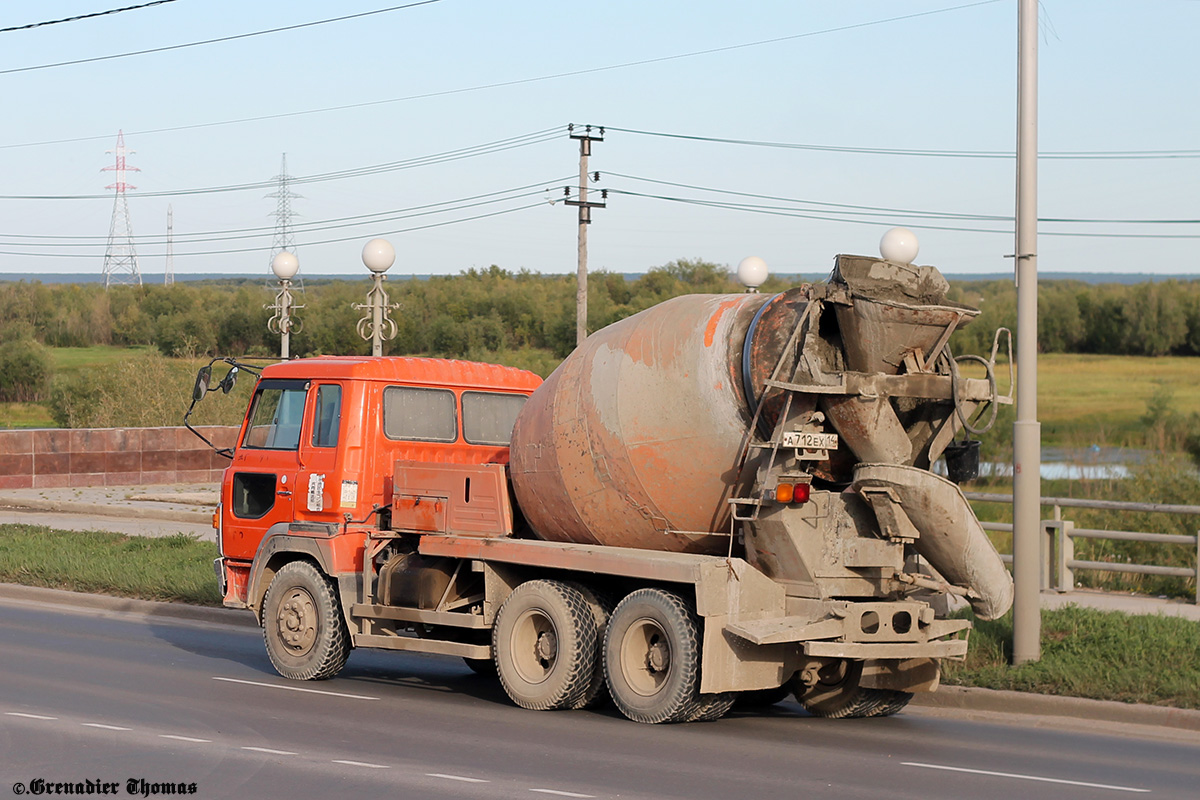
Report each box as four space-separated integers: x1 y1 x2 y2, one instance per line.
493 580 597 711
689 693 736 722
604 589 703 724
261 560 351 681
564 582 613 710
864 690 913 717
792 660 885 719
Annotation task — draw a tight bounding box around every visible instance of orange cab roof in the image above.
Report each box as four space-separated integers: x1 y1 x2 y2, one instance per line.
260 356 543 392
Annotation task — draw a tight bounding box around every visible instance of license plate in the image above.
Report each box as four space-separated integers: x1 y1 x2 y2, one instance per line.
782 431 839 451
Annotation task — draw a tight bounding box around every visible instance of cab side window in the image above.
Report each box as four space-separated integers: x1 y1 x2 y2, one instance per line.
383 386 457 442
311 384 342 448
462 391 528 445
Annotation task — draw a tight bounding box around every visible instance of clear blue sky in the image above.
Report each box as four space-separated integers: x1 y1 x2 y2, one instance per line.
0 1 1197 279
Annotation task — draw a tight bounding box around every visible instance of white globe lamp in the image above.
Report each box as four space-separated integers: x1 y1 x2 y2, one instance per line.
736 256 769 291
270 251 299 280
362 238 396 274
879 227 920 265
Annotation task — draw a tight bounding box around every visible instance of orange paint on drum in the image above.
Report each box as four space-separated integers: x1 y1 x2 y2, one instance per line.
703 299 741 348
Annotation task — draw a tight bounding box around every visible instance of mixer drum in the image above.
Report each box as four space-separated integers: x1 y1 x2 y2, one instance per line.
509 292 774 553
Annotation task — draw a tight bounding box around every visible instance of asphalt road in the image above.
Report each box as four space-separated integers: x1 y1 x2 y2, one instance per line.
2 599 1197 799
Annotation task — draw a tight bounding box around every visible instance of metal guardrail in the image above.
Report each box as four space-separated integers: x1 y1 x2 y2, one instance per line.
964 492 1200 604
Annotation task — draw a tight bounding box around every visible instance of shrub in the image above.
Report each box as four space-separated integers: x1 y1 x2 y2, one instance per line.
0 338 53 402
47 352 251 429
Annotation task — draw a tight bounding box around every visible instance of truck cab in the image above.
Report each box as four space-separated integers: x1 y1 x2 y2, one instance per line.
215 356 541 612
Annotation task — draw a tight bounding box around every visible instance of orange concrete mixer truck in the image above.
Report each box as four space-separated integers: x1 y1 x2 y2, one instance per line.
189 253 1012 724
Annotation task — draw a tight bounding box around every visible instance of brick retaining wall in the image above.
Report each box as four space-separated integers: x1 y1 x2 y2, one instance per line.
0 426 239 489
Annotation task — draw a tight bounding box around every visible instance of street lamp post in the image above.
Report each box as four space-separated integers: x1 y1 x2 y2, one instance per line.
355 238 399 357
267 251 303 359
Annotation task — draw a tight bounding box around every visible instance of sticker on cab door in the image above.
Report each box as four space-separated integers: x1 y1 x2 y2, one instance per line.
307 473 325 512
340 480 358 508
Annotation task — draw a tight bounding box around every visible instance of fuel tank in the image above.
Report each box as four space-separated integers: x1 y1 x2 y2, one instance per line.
509 291 782 553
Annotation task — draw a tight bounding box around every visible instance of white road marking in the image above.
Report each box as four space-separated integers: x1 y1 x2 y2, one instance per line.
333 760 390 769
212 676 378 700
530 790 596 798
426 773 489 784
5 712 57 720
160 735 212 743
241 746 298 756
81 723 132 731
902 762 1151 794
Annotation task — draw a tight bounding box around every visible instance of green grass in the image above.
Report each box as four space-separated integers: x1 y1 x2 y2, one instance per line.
0 401 54 429
0 524 221 606
48 345 153 375
944 606 1200 709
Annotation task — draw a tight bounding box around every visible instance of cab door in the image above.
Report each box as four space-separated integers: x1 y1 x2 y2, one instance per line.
295 382 345 522
222 379 308 561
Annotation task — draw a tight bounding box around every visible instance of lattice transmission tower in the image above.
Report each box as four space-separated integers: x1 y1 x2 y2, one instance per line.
102 130 142 288
266 153 302 289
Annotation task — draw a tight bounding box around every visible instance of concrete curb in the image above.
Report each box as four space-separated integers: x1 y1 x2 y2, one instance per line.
911 684 1200 732
0 582 255 628
3 582 1199 732
0 498 211 525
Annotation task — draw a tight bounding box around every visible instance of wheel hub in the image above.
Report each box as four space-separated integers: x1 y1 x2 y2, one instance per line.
275 588 317 655
647 641 669 673
535 630 558 662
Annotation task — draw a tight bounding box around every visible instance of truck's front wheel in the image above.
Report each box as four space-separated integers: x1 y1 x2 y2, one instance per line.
261 561 351 681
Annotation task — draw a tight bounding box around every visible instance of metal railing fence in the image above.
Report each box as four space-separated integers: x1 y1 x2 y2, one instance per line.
964 492 1200 604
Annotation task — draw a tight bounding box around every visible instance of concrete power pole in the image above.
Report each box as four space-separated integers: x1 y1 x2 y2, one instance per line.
165 204 175 287
1012 0 1042 664
564 124 606 347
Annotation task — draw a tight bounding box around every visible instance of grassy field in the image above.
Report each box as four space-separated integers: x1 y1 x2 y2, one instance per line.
49 345 154 375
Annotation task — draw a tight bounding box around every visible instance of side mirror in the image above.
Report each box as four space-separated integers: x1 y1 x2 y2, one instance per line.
192 366 212 402
218 366 239 394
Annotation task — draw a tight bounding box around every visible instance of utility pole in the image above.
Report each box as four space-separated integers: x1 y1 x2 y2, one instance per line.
1012 0 1042 664
165 204 175 287
564 124 606 347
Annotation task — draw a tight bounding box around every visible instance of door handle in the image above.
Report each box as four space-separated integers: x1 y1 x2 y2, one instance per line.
277 489 293 497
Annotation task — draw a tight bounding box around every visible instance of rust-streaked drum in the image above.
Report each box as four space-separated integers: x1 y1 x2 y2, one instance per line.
510 292 784 553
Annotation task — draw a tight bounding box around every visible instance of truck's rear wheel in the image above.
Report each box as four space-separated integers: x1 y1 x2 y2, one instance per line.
261 560 350 681
792 659 888 719
493 580 597 711
564 582 613 710
604 589 703 724
864 690 913 717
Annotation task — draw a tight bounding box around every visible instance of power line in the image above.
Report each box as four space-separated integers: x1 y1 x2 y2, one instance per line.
0 179 571 244
605 173 1200 224
0 200 552 259
0 128 564 200
0 2 997 149
0 0 178 34
606 189 1200 239
0 1 441 76
604 127 1200 161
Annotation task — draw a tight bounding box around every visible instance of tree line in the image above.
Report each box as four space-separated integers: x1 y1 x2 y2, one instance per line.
3 263 1200 404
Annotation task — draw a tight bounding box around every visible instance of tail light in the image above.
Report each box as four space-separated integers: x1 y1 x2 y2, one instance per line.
774 482 811 505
